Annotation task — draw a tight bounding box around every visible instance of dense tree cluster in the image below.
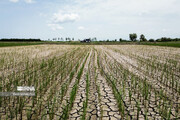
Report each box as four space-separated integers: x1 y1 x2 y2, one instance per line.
155 37 180 42
129 33 137 41
140 34 147 42
0 38 41 42
129 33 180 42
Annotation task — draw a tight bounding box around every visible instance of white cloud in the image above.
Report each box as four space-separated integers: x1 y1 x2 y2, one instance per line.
56 0 179 39
47 24 64 31
52 12 79 24
24 0 35 4
9 0 19 3
78 26 85 30
48 11 79 30
9 0 35 3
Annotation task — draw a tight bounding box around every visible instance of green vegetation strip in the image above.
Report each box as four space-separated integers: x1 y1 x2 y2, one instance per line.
1 41 179 48
140 41 180 48
0 42 43 47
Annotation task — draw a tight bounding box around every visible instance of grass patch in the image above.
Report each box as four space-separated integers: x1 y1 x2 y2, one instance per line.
1 41 180 47
0 42 43 47
140 41 180 48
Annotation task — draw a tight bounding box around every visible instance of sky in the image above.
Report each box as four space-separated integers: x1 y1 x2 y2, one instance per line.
0 0 180 40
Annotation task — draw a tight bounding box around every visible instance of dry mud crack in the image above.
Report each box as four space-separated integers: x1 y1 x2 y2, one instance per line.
0 45 179 120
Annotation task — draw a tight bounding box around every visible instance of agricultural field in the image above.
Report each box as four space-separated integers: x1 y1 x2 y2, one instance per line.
0 45 179 120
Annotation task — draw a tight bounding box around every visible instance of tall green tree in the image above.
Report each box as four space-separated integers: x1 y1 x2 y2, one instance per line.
119 38 122 42
140 34 147 42
129 33 137 41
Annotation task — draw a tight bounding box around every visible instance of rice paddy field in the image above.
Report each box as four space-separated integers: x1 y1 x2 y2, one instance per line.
0 45 179 120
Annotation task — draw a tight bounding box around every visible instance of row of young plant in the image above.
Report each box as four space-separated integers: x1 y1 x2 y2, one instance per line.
96 51 129 119
134 53 179 90
59 52 90 120
33 49 87 120
109 47 179 95
1 47 78 104
0 46 75 118
0 50 71 119
0 47 88 119
27 47 90 120
96 49 162 119
94 50 104 120
40 48 89 120
81 50 95 120
81 49 101 120
0 46 74 76
115 52 179 106
1 48 72 93
105 47 179 101
116 59 174 119
100 50 179 119
107 47 179 113
125 48 179 94
81 72 89 120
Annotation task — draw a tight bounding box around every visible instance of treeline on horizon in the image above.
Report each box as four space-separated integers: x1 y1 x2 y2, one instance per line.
0 38 41 42
107 34 180 42
153 37 180 42
1 36 180 43
99 37 180 42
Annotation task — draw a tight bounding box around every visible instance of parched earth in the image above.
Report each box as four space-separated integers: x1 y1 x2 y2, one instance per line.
0 45 179 120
